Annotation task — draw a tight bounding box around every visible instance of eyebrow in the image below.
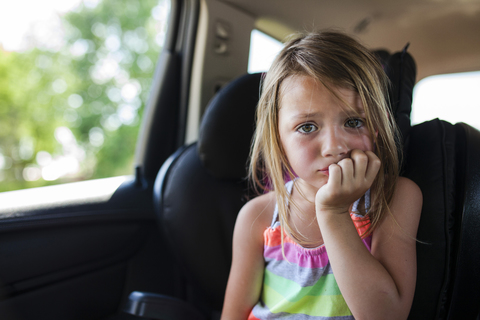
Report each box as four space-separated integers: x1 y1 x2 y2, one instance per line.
291 112 321 119
291 110 366 119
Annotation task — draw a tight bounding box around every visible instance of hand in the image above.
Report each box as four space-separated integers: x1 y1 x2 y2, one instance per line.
315 149 381 215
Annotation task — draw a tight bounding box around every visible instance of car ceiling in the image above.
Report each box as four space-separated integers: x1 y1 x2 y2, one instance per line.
220 0 480 81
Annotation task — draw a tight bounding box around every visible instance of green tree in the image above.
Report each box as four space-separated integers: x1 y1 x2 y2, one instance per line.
0 0 169 192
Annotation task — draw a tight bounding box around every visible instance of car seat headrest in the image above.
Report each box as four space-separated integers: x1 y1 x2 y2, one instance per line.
384 46 417 143
197 73 263 180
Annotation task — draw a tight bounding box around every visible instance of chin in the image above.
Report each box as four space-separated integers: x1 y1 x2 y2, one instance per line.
303 177 328 191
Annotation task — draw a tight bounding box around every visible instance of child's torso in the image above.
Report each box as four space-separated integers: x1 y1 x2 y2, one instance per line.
248 180 372 320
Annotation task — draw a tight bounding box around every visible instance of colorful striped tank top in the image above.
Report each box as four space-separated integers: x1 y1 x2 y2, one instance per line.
249 180 372 319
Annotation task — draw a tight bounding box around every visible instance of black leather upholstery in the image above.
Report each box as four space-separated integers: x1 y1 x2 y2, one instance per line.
385 48 480 318
405 119 458 319
448 123 480 319
154 73 263 317
384 46 416 147
404 120 480 319
197 73 262 180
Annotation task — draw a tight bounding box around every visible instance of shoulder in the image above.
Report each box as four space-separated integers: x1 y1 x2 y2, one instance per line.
242 191 277 216
222 192 276 317
394 176 422 201
390 177 422 228
375 176 422 239
233 192 276 250
235 192 276 237
368 177 422 313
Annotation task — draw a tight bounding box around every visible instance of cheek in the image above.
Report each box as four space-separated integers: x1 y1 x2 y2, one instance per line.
280 137 296 166
361 134 374 152
290 153 312 170
350 132 374 152
283 138 314 166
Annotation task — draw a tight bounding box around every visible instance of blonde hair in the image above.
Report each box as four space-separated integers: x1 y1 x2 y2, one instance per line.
249 30 400 244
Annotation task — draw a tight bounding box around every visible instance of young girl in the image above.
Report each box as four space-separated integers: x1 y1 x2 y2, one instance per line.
221 31 422 320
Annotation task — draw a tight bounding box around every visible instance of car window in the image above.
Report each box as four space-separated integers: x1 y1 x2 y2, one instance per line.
412 71 480 130
248 29 283 73
0 0 171 192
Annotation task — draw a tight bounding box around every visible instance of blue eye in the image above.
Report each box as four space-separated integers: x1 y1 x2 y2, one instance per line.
297 123 317 134
345 118 364 128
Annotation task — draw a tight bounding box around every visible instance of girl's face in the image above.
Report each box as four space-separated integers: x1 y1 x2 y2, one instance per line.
278 75 374 193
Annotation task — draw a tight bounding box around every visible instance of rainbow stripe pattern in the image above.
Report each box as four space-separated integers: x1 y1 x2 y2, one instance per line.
249 183 372 319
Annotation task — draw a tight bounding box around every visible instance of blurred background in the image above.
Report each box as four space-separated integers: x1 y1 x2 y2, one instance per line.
1 0 479 193
0 0 170 192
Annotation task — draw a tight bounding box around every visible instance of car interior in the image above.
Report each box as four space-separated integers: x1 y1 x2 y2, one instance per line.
0 0 479 319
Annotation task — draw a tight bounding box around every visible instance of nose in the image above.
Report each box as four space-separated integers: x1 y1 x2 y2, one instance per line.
320 126 349 158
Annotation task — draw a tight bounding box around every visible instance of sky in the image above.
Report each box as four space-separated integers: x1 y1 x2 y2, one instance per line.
0 0 88 52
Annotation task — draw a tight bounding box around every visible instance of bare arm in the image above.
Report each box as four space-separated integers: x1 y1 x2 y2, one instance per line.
316 150 422 320
221 193 274 319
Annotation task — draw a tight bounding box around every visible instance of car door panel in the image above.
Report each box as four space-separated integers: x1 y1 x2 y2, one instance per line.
0 177 174 319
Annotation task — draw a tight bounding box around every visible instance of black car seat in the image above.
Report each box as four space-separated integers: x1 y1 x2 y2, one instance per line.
405 119 480 319
383 49 480 319
124 51 480 319
123 73 263 320
155 72 262 318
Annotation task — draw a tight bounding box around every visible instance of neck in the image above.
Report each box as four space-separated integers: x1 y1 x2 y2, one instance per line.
290 180 317 218
293 179 319 204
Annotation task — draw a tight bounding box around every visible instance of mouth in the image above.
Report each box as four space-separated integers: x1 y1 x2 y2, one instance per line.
319 167 329 176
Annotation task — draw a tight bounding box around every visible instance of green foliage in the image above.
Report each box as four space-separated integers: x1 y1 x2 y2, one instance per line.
0 0 169 192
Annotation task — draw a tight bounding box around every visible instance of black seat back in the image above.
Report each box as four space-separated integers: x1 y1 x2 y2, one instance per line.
405 120 480 319
385 48 480 319
448 123 480 318
154 73 262 316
